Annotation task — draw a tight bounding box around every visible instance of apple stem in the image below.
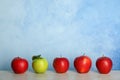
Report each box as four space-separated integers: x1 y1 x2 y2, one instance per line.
60 54 62 58
83 53 85 56
102 54 104 57
32 54 42 61
38 55 41 57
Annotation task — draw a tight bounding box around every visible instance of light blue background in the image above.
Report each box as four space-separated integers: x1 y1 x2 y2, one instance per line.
0 0 120 71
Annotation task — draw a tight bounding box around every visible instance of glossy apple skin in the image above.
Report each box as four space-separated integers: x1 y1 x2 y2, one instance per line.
32 58 48 73
74 55 92 73
96 56 113 74
11 57 28 74
53 57 69 73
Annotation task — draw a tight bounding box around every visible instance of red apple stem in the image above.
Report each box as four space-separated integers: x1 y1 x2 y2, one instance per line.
102 54 104 57
60 54 62 58
83 53 85 56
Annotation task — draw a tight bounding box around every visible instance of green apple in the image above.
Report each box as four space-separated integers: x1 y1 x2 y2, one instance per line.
32 55 48 73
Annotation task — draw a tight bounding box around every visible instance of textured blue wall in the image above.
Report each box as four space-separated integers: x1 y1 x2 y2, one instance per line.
0 0 120 71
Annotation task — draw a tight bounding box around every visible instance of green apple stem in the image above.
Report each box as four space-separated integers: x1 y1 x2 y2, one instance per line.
38 55 41 58
32 54 42 61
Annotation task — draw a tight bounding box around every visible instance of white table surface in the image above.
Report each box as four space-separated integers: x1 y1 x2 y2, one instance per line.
0 70 120 80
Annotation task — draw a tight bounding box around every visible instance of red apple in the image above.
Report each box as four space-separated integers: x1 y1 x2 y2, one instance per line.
74 54 92 73
96 55 113 74
11 57 28 74
53 57 69 73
